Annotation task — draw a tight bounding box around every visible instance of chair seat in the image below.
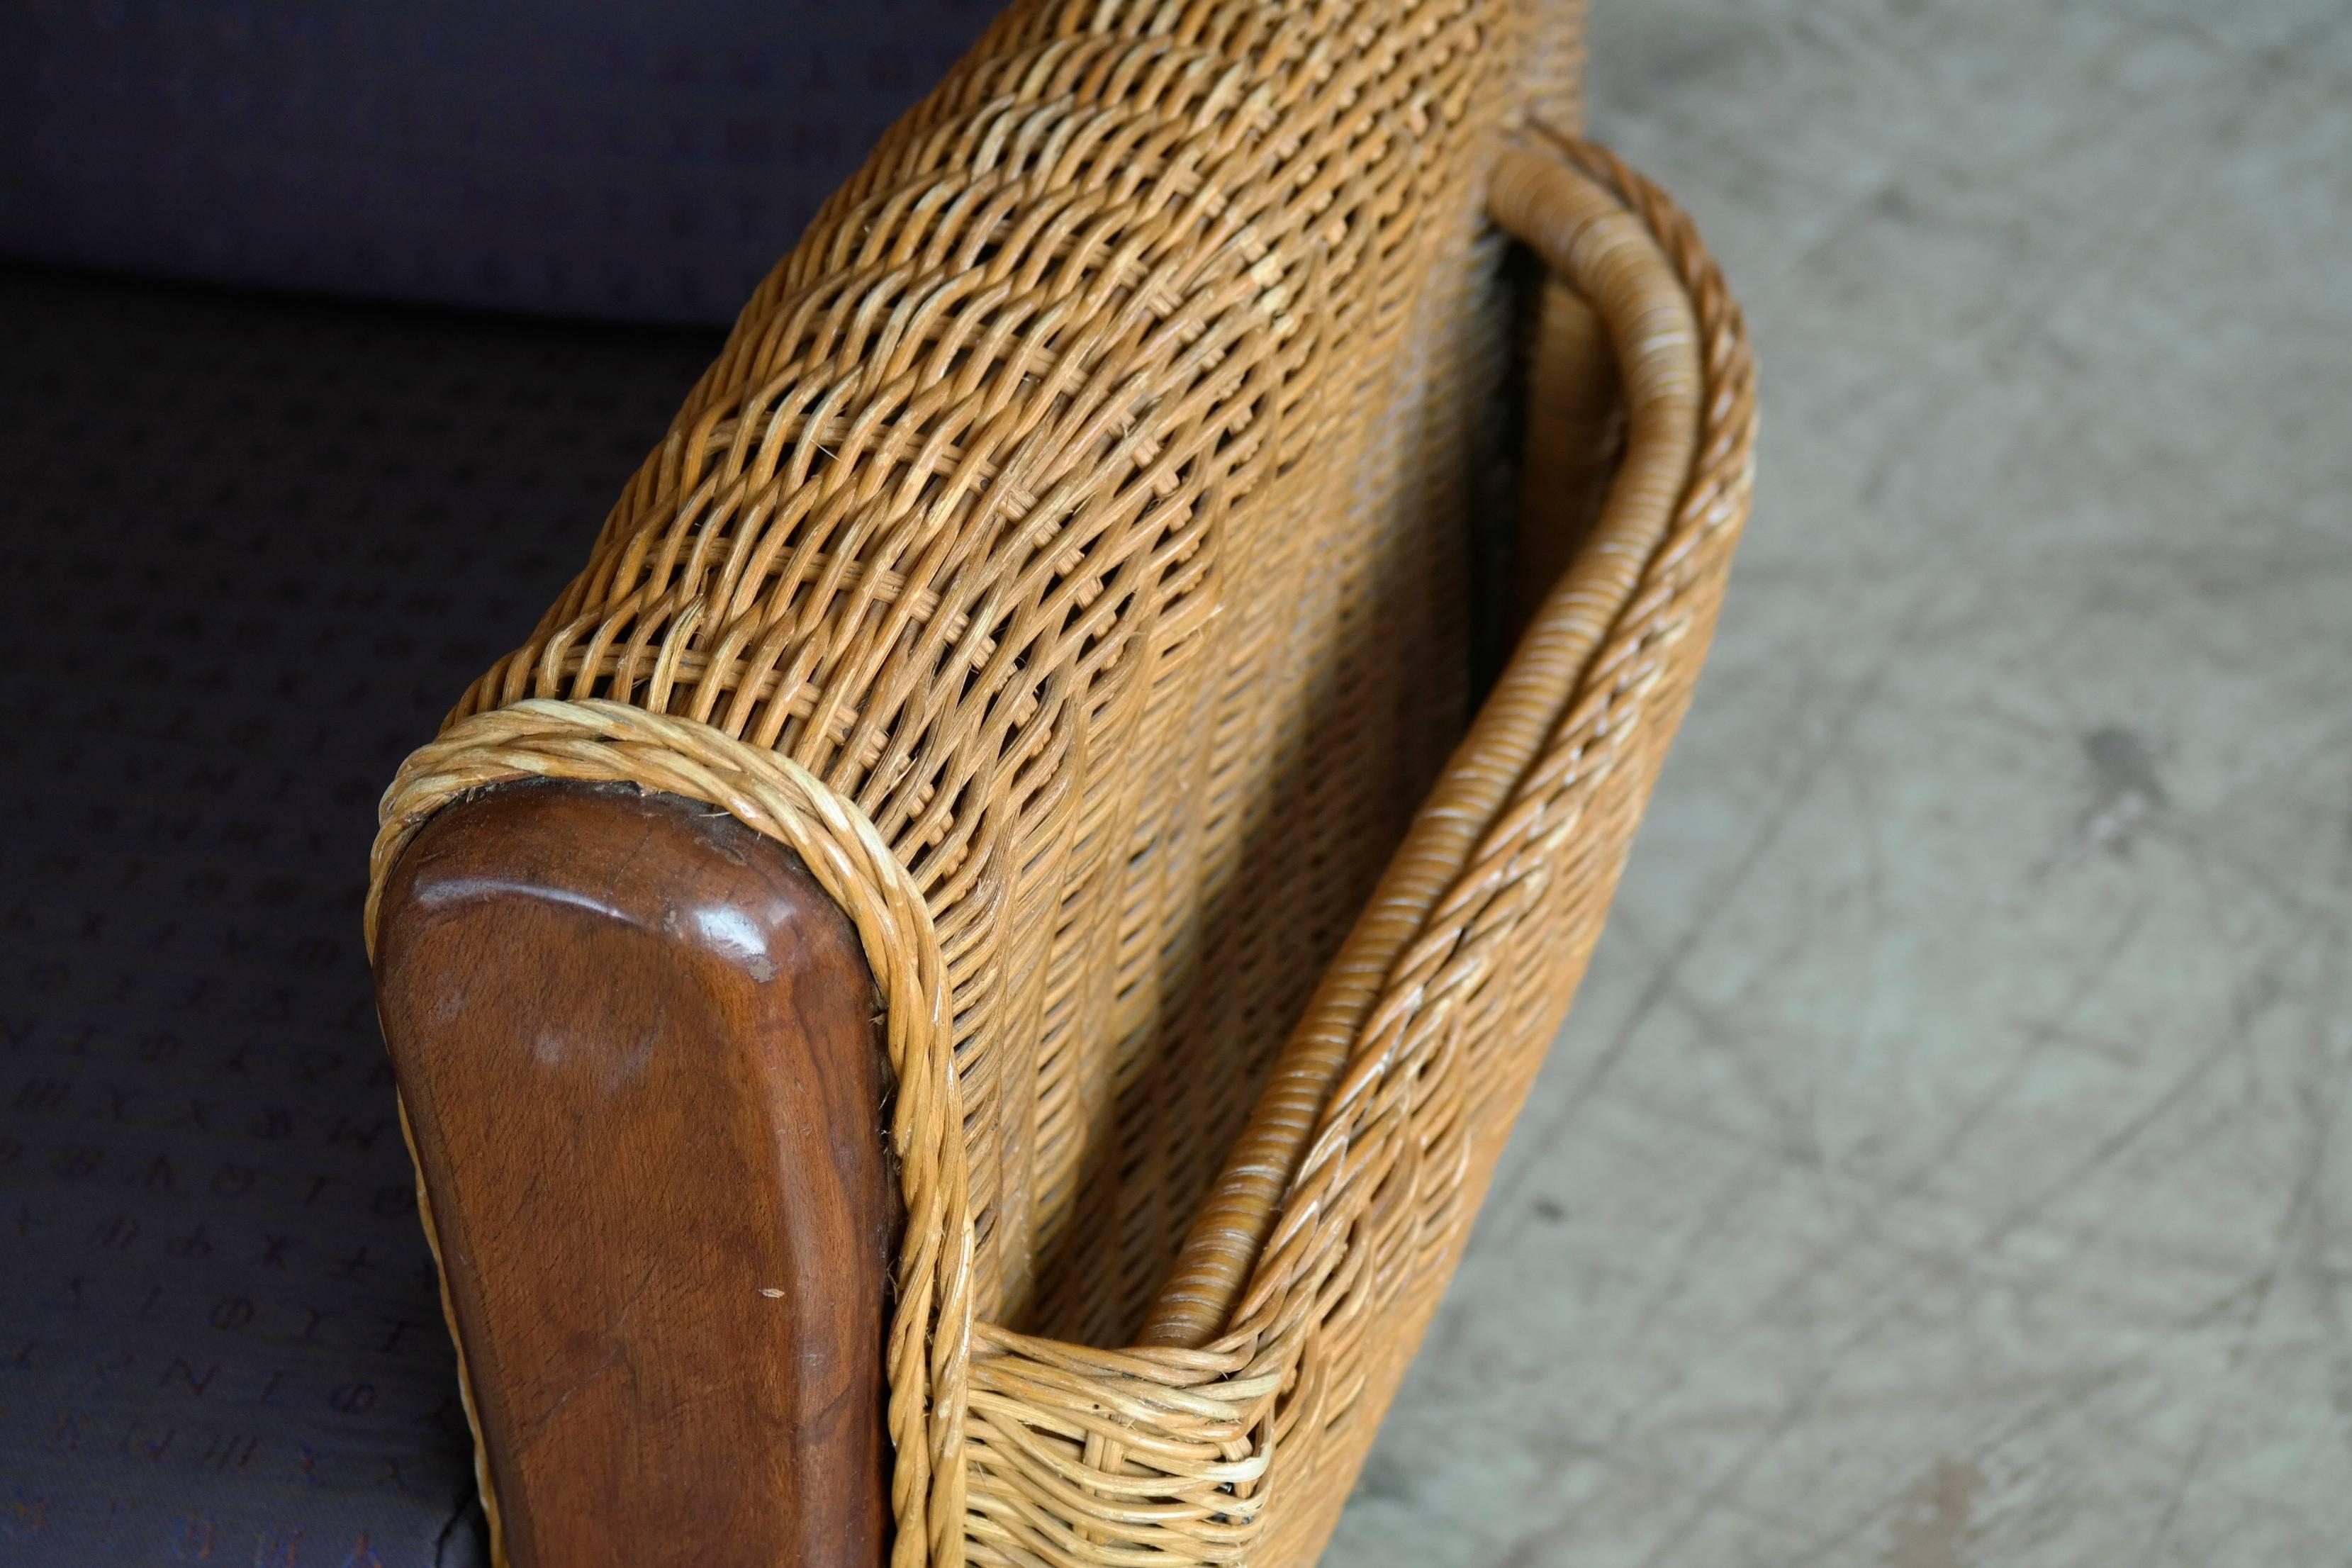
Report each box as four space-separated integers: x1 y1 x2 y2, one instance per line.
0 264 720 1567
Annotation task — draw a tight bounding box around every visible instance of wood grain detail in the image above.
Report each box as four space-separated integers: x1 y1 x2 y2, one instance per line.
374 779 893 1568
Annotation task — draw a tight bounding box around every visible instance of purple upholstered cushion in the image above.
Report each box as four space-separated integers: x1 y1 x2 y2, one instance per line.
0 264 724 1566
0 1 999 324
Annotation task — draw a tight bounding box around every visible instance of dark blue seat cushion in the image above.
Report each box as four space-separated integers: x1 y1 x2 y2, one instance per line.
0 1 999 325
0 264 724 1566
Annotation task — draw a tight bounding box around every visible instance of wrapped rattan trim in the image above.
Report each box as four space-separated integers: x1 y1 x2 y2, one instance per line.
1144 127 1742 1349
364 697 973 1568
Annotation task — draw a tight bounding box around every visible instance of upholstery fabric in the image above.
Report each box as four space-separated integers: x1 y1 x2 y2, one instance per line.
0 264 722 1565
0 1 1000 325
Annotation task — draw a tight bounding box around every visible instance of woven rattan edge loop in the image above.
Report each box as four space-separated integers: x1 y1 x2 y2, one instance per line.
1141 133 1725 1354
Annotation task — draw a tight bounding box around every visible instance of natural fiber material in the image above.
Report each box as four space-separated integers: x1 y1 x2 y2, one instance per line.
368 4 1755 1563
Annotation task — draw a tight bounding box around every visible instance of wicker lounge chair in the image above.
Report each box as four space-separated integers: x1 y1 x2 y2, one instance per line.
366 2 1755 1563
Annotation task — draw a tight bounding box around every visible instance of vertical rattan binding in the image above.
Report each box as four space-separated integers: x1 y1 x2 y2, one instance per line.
369 4 1753 1563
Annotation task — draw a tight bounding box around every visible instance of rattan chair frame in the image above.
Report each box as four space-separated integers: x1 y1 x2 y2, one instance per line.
366 4 1754 1563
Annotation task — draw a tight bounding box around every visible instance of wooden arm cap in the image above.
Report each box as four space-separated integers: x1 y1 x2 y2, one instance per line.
374 779 892 1568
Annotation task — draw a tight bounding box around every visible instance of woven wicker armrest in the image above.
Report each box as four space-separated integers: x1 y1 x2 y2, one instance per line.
367 4 1754 1565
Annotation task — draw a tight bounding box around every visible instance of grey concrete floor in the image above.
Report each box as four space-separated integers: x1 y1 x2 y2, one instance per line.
1330 1 2352 1564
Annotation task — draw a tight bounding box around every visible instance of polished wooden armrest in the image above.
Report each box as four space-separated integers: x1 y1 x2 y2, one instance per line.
372 780 893 1568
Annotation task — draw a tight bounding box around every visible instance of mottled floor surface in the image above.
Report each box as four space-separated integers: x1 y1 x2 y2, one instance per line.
1331 2 2352 1564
